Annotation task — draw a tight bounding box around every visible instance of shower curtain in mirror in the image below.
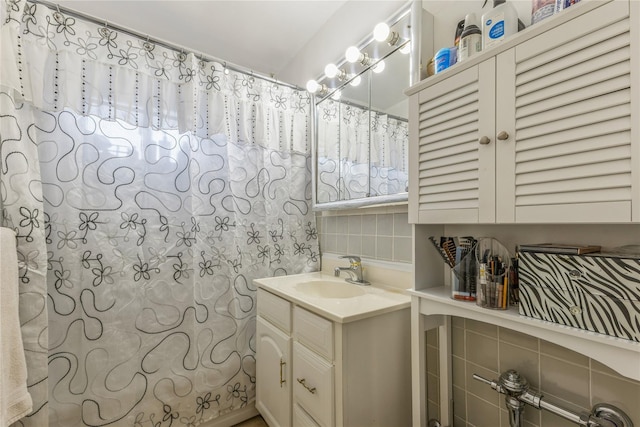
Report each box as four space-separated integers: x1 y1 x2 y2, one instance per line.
0 2 319 426
316 99 408 203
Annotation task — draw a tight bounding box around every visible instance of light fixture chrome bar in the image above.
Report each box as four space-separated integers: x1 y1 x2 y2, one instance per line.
26 0 303 91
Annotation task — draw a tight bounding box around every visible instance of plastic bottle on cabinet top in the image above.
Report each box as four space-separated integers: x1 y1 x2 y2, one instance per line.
482 0 519 49
458 13 482 62
532 0 556 24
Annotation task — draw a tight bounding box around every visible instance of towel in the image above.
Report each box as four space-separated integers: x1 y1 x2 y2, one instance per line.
0 227 32 426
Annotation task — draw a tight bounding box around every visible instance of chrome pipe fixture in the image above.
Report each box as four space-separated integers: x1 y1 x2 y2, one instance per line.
474 370 634 427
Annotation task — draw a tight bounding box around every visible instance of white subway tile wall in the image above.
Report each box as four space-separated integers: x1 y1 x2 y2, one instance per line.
450 318 640 427
318 212 412 262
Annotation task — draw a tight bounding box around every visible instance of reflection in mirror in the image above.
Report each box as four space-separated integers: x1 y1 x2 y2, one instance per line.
316 71 371 203
312 6 413 209
370 43 410 198
315 46 410 206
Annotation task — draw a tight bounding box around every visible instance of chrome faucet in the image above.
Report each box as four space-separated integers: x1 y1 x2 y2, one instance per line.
334 255 370 285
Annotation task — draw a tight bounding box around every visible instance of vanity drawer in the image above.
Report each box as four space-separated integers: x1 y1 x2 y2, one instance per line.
293 403 321 427
293 342 334 427
293 306 333 361
518 251 640 341
258 288 291 333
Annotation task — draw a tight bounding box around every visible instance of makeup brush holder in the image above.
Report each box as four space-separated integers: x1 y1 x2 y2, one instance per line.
428 236 478 302
451 242 478 301
476 238 512 310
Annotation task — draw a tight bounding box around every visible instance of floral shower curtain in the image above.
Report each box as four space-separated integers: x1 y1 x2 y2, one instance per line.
0 2 319 426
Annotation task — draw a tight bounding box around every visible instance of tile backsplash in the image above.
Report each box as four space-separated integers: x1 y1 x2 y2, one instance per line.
447 317 640 427
317 210 412 263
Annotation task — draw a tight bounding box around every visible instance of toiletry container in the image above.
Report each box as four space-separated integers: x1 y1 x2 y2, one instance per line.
426 57 435 76
458 13 482 62
555 0 580 13
434 47 457 74
476 238 512 310
532 0 556 24
518 250 640 341
454 19 465 49
482 0 519 49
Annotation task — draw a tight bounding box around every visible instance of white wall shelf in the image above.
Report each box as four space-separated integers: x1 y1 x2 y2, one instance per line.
409 287 640 382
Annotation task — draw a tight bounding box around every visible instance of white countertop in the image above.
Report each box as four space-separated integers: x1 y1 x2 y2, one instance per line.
254 272 410 323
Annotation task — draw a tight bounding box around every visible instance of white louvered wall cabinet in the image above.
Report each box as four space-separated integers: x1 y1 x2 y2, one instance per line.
407 0 638 224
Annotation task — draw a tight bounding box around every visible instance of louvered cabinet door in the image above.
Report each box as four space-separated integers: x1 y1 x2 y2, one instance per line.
496 0 634 223
411 60 497 223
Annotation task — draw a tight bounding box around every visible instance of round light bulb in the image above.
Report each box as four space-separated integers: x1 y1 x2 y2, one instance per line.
306 79 319 93
345 46 361 63
400 42 411 54
372 60 385 73
373 22 390 42
331 90 341 101
324 63 339 78
349 75 362 87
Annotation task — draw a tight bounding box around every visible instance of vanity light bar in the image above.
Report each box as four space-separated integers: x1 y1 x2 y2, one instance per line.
306 5 411 95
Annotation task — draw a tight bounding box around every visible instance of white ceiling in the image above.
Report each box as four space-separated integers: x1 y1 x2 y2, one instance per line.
57 0 407 87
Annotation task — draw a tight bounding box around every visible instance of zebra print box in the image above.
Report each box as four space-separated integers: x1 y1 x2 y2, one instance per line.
518 251 640 342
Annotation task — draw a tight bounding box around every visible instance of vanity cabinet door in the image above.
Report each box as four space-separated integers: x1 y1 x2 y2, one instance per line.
496 0 633 223
256 316 292 427
410 59 497 224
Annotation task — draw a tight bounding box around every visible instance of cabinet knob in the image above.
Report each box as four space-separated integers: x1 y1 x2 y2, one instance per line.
497 131 509 141
479 136 491 145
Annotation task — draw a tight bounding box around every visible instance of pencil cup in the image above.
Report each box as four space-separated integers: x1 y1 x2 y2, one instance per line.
451 241 478 301
475 238 512 310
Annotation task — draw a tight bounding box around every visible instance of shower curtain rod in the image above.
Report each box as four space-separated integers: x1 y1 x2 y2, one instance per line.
26 0 304 91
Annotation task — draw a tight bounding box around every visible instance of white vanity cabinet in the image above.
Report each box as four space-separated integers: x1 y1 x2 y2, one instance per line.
256 287 411 427
408 0 637 224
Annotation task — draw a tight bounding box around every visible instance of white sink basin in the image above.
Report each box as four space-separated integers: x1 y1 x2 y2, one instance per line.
294 280 366 299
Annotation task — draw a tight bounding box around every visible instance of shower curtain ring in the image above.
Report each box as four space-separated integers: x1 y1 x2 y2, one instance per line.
53 4 65 23
97 20 110 38
143 35 154 52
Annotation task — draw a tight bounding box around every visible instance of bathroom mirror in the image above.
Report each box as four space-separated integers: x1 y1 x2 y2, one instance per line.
312 5 432 210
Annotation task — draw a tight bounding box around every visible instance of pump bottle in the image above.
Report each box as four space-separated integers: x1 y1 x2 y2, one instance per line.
458 13 482 62
481 0 518 49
